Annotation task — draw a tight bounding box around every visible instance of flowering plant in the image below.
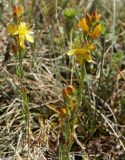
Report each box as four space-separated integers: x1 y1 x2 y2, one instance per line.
67 10 102 65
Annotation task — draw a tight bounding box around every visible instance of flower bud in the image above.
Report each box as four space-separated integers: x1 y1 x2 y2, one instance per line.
62 85 74 98
91 24 102 39
78 18 89 33
57 108 67 115
13 5 24 18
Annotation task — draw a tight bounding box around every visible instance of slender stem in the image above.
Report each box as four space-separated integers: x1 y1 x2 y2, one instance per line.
111 0 116 64
79 63 86 107
70 30 74 86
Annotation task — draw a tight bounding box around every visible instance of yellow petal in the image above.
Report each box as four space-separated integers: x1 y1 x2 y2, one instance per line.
68 48 92 64
19 35 25 47
78 18 89 33
18 22 27 35
76 48 92 63
84 54 92 62
67 49 77 55
87 44 95 52
91 24 102 39
76 55 84 64
6 24 16 35
28 31 34 35
26 34 34 43
19 22 27 28
75 48 87 55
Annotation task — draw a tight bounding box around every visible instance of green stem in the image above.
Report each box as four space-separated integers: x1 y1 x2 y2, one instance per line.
15 47 30 159
79 62 86 106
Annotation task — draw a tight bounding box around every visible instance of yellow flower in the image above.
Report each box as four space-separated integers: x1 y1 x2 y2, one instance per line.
16 22 34 47
67 44 95 64
6 22 34 47
91 23 102 39
78 18 89 33
67 48 91 65
78 11 102 36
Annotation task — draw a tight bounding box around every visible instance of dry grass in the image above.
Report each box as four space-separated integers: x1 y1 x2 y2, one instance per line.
0 0 125 159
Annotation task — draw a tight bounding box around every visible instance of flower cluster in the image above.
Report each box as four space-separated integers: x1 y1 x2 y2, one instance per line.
67 10 102 65
6 5 34 49
57 85 77 115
